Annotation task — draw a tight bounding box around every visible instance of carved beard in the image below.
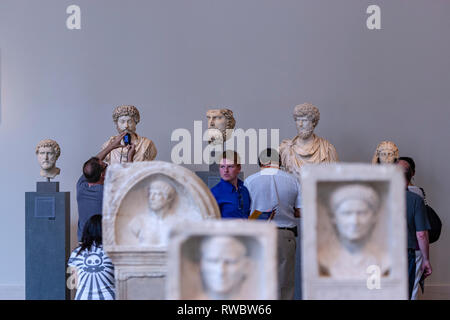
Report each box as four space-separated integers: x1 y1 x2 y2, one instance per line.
297 128 314 139
40 160 55 170
207 128 225 144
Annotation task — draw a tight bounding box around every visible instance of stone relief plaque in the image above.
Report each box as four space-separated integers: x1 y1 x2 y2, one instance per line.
301 163 408 300
166 220 278 300
102 161 221 299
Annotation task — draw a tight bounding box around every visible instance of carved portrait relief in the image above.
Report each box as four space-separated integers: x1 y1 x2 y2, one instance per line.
128 179 178 245
318 184 390 278
166 220 277 300
199 236 250 300
102 161 221 249
300 164 408 299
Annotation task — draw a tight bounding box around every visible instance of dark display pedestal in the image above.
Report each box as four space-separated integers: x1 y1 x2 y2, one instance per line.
25 181 70 300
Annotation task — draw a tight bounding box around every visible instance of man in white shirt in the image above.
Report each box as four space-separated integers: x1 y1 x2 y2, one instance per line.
244 148 301 300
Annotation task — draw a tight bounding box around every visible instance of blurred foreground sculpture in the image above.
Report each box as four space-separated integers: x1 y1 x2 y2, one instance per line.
102 161 220 299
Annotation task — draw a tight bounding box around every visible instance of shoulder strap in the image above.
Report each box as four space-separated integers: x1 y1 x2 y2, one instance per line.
419 187 429 206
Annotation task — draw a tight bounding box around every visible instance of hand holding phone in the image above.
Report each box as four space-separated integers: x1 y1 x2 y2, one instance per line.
123 133 131 146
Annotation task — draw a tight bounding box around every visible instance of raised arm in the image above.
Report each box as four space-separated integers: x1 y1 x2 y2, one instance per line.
96 132 126 161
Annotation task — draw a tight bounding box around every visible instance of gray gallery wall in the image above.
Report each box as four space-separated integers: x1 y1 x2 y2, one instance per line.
0 0 449 299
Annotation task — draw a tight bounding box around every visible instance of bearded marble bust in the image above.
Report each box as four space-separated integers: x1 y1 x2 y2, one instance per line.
279 103 338 175
372 141 399 164
101 105 157 164
35 139 61 180
206 108 236 145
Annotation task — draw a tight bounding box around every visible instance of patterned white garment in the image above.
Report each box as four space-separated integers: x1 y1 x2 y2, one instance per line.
68 244 115 300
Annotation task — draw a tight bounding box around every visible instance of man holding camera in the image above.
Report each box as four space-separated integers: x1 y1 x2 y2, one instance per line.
101 105 157 164
76 132 136 242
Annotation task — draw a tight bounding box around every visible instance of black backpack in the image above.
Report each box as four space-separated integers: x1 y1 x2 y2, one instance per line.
420 188 442 243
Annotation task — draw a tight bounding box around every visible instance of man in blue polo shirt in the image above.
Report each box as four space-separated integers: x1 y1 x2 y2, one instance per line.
211 151 251 219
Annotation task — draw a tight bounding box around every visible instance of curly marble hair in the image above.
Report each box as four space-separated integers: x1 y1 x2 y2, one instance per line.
293 103 321 127
35 139 61 159
112 105 140 124
220 108 236 129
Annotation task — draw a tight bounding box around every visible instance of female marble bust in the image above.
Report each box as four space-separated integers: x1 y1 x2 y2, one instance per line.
318 184 390 278
372 140 399 164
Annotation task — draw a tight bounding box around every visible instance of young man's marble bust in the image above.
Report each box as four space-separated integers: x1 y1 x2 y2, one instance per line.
35 139 61 180
279 103 338 175
129 179 177 245
102 105 157 164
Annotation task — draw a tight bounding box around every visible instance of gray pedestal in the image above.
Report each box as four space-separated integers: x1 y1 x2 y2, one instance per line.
25 182 70 300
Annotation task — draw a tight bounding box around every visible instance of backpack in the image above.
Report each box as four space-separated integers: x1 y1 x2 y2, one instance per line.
420 187 442 243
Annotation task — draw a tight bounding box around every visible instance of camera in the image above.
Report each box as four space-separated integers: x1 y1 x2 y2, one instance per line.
123 133 131 146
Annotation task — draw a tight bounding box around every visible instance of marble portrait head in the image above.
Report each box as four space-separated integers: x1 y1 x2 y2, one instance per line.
206 108 236 144
293 103 320 140
200 236 249 299
113 105 140 135
372 141 399 164
35 139 61 179
329 184 380 245
147 180 176 216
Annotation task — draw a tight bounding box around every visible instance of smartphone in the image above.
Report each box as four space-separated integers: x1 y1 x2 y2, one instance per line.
123 133 131 146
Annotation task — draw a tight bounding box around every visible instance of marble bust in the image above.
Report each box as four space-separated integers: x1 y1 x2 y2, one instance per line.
200 236 250 300
129 180 177 245
372 140 399 164
318 184 389 278
206 108 236 145
279 103 338 176
102 105 157 164
35 139 61 179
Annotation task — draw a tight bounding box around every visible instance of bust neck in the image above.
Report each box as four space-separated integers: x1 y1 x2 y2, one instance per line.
41 167 60 179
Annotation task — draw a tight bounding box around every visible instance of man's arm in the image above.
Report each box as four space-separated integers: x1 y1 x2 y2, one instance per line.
294 208 301 218
96 132 126 161
415 197 432 278
416 230 432 277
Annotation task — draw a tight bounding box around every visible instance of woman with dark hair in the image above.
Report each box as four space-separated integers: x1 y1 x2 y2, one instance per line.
68 215 115 300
